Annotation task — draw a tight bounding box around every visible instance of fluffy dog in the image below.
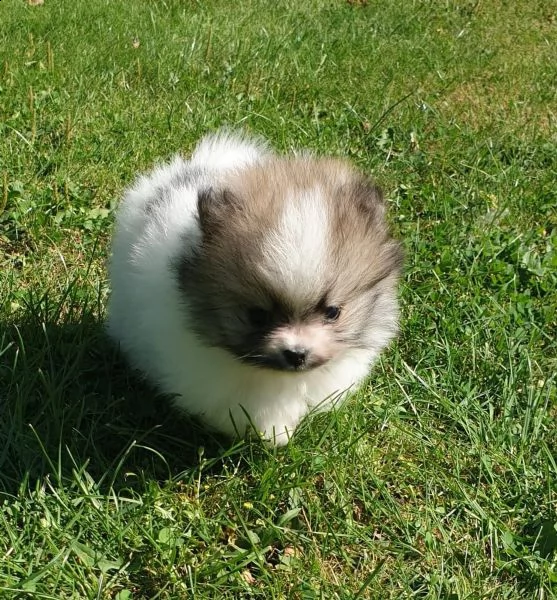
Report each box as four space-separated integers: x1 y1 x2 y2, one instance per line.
107 132 403 445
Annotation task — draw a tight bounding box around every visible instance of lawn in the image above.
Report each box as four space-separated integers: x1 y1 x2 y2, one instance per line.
0 0 556 597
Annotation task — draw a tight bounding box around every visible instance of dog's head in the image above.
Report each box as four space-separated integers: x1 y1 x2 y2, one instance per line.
176 158 403 371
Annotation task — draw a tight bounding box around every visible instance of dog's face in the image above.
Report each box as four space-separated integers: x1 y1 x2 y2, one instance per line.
176 158 403 372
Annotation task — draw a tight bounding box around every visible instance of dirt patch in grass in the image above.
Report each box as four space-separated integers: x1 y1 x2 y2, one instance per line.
431 0 556 135
439 79 555 134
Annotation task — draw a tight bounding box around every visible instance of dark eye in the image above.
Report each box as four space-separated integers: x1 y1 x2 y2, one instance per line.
324 305 341 322
247 307 272 328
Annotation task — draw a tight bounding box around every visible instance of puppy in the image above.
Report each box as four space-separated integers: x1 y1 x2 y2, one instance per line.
107 131 403 445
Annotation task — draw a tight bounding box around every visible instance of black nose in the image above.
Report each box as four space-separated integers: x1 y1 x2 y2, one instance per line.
282 348 307 369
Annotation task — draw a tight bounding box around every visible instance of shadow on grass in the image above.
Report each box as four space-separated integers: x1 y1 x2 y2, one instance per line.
0 300 239 497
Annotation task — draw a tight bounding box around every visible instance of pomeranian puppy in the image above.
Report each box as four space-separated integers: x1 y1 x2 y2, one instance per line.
107 131 403 445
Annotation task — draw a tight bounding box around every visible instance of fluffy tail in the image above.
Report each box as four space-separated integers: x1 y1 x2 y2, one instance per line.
190 129 272 172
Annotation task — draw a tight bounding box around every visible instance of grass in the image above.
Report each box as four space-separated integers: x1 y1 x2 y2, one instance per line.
0 0 556 597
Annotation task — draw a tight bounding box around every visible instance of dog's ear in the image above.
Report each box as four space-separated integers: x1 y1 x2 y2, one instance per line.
197 187 239 235
348 177 386 222
349 177 404 279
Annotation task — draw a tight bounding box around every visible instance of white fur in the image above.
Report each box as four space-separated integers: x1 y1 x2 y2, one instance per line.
107 132 387 445
262 190 329 298
190 130 270 171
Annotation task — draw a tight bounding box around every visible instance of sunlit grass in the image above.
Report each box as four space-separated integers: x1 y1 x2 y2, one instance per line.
0 0 555 597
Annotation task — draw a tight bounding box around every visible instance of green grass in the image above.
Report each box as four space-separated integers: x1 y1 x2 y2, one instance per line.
1 0 556 597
